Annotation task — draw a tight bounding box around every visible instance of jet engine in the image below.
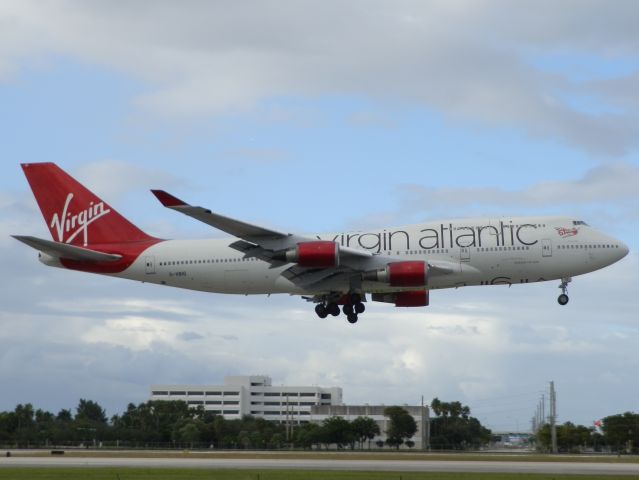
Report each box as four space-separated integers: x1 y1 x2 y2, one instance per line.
366 261 428 287
372 290 429 307
283 241 339 267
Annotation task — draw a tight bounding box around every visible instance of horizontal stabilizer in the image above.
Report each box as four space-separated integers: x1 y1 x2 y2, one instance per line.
12 235 122 262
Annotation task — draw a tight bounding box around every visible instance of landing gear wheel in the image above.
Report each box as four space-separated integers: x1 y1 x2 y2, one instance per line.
347 313 358 324
328 302 340 316
315 304 328 318
354 302 365 314
557 277 571 306
342 304 354 315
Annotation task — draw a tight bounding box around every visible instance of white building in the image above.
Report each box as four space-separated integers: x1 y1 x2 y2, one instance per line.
150 375 342 423
310 404 430 449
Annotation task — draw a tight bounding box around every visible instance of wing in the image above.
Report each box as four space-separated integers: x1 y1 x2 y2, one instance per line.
151 190 372 260
150 190 457 292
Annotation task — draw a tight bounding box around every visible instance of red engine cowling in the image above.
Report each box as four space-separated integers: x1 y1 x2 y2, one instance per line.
372 290 429 307
374 261 428 287
286 241 339 267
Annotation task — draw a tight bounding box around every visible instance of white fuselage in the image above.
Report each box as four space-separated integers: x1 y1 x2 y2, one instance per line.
110 216 628 296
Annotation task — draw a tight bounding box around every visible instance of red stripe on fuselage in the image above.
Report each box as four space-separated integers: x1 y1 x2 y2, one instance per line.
60 239 163 274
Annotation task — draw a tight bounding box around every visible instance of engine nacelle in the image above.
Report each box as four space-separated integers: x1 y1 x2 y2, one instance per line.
368 261 428 287
371 290 430 307
285 241 339 267
372 290 429 307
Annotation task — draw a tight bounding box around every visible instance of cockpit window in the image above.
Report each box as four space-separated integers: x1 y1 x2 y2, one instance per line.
573 220 589 226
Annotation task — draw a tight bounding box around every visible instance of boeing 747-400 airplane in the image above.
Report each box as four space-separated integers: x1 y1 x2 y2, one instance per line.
13 163 629 324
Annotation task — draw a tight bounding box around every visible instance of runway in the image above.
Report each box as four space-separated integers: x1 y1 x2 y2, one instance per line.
3 455 639 475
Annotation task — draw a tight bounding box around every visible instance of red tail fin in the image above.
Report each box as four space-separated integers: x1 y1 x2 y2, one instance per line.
22 162 155 246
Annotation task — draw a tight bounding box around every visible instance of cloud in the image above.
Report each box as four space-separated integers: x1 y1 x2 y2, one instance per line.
3 1 639 153
73 160 184 201
0 241 636 426
387 162 639 224
1 1 639 431
42 298 204 318
177 331 204 342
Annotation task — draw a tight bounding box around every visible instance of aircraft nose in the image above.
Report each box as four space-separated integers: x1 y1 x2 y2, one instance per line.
619 241 629 259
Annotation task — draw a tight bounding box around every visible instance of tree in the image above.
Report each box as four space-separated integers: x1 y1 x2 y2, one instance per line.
174 420 201 446
429 398 491 450
319 416 354 449
536 422 593 453
56 409 73 423
351 416 380 449
13 404 37 445
384 407 417 449
76 399 107 424
293 423 321 449
602 412 639 453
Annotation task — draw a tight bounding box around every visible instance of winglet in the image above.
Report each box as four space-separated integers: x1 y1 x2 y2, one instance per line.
151 190 187 207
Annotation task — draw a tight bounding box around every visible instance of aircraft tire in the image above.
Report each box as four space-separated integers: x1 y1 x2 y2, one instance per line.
557 294 569 306
355 302 365 314
347 313 358 324
328 302 340 316
315 304 328 318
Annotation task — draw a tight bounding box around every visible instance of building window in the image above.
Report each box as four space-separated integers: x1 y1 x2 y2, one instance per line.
205 401 222 405
151 391 168 396
264 392 280 397
224 391 240 396
321 393 332 400
170 391 186 395
206 391 221 395
299 393 315 397
223 410 239 415
188 401 203 405
188 391 204 396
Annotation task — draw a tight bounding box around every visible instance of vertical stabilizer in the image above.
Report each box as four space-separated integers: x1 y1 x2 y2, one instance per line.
21 163 155 246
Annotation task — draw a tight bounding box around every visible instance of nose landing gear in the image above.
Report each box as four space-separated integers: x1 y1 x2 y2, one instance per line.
558 277 571 305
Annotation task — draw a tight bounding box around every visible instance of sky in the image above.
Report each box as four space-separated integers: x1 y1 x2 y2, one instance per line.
0 1 638 433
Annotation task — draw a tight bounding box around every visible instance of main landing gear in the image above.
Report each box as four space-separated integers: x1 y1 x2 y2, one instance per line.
315 293 365 324
558 277 571 306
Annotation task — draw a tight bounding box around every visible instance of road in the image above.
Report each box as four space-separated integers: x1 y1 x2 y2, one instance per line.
3 456 639 475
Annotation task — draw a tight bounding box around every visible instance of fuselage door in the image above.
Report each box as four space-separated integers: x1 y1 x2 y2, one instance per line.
145 256 156 274
460 247 471 262
541 239 552 258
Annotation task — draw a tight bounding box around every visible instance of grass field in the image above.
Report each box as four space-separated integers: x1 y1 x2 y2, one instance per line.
1 469 639 480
